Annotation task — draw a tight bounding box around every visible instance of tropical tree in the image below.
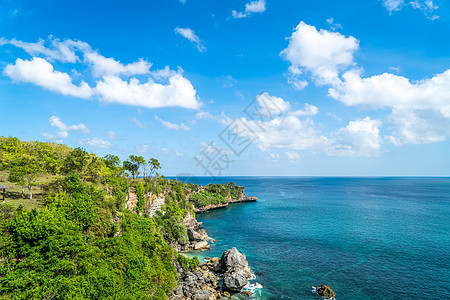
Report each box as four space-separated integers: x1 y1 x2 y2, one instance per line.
148 158 161 180
123 155 145 179
8 154 44 199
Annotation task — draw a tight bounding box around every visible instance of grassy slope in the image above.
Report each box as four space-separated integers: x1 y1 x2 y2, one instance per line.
0 170 56 210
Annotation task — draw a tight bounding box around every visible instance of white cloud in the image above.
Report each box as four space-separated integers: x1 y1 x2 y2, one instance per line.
383 0 439 19
1 37 201 110
386 109 450 145
326 18 343 31
4 57 93 98
329 117 383 157
280 21 359 87
195 111 216 120
388 66 400 73
237 115 329 151
256 92 291 114
327 58 450 146
175 27 206 52
383 0 405 13
137 144 150 154
107 131 118 140
286 151 300 160
329 69 450 118
245 0 266 13
222 92 382 157
232 0 266 18
0 37 79 63
232 11 248 19
79 137 112 148
95 74 200 109
132 118 146 129
281 21 450 147
154 115 191 131
84 51 152 77
289 103 319 117
43 115 89 142
269 153 280 160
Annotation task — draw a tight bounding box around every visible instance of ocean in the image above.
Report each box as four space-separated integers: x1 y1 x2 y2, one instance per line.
177 177 450 299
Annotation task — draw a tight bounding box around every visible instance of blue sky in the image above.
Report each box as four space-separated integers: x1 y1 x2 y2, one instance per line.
1 0 450 176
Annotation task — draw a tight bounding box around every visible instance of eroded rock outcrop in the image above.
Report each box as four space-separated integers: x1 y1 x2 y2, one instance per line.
169 266 220 300
218 247 252 293
317 284 336 299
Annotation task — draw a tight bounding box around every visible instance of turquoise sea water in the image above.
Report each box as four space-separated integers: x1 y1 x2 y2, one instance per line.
177 177 450 299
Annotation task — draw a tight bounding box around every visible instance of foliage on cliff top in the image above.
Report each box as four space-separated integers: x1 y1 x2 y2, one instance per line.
0 137 203 299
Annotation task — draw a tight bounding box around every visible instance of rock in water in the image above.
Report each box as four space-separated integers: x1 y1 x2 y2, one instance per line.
219 247 251 292
317 284 336 299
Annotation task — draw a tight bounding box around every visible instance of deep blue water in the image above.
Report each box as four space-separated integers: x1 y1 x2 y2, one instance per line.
176 177 450 299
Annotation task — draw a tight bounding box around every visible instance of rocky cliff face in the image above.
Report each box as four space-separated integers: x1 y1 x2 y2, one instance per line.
124 185 257 299
169 248 252 300
192 195 257 214
125 187 165 216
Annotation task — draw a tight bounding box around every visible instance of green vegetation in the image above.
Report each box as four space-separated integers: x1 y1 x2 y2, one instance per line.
189 182 244 207
0 137 205 300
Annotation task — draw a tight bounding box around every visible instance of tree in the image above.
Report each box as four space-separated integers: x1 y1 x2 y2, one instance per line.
148 158 161 180
123 155 145 179
63 147 90 174
103 154 121 170
8 154 43 200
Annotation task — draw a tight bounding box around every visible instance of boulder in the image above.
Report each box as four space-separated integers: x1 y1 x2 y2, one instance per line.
219 247 251 292
241 290 252 297
192 289 215 300
317 284 336 299
194 241 209 250
188 229 204 242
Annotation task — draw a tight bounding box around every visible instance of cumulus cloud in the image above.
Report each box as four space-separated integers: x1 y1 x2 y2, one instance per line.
289 103 319 117
1 37 201 110
226 92 381 157
79 137 112 148
280 21 359 87
84 51 152 77
232 0 266 18
328 69 450 144
154 115 191 130
328 117 383 156
43 115 89 142
96 74 199 109
175 27 206 52
281 21 450 146
4 57 93 98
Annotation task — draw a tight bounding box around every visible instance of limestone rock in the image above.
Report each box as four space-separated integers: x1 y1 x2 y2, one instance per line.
241 290 252 297
317 284 336 299
219 247 251 292
187 229 204 242
192 289 215 300
194 241 209 250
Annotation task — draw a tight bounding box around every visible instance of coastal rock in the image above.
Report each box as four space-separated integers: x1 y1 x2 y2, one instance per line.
317 284 336 299
192 290 215 300
219 247 252 292
187 229 204 242
194 241 210 250
241 291 252 297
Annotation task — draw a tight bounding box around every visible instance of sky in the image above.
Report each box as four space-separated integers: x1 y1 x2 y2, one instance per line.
1 0 450 177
